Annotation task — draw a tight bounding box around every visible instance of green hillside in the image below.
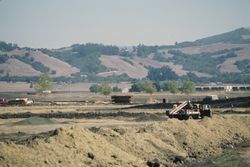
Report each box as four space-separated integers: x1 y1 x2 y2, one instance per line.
175 27 250 47
0 28 250 83
195 27 250 45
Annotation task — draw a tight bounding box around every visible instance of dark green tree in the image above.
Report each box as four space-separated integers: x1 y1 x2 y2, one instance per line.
130 80 144 92
142 82 156 94
167 81 179 94
112 86 122 92
179 81 195 94
101 83 112 96
147 66 178 81
89 84 102 93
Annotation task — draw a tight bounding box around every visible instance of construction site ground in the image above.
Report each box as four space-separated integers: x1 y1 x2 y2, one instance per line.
0 92 250 166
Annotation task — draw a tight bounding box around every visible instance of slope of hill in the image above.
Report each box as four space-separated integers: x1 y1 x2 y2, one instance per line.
0 27 250 83
194 27 250 45
29 50 80 77
0 58 40 76
0 47 80 77
99 55 148 79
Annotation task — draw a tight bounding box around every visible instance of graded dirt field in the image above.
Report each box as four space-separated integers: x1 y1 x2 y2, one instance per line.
0 100 250 167
0 91 250 167
0 115 250 167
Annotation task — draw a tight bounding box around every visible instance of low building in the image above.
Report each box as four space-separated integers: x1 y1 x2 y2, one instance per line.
111 95 132 104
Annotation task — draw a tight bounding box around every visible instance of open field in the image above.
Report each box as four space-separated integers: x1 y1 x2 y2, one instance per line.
0 91 250 166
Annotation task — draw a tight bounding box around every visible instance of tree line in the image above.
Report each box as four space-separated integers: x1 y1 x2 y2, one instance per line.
33 73 196 98
129 80 195 94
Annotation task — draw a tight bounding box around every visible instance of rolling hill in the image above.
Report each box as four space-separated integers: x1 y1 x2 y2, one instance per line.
0 27 250 83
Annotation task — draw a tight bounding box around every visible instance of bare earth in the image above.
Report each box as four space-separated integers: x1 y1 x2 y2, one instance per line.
30 50 80 77
0 59 40 76
0 89 250 166
99 55 148 79
0 48 80 77
0 114 249 167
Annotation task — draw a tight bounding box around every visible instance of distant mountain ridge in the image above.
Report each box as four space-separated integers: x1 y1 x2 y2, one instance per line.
195 27 250 45
0 27 250 83
175 27 250 47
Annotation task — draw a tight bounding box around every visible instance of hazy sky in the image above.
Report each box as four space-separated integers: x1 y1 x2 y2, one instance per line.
0 0 250 48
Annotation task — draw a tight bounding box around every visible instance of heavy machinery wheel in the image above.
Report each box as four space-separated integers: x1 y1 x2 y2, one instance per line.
192 115 199 119
183 115 192 120
177 115 183 120
208 110 213 117
166 110 170 116
201 110 212 118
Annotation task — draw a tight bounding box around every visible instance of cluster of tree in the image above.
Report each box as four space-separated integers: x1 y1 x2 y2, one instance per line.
235 59 250 74
69 73 132 83
129 81 157 94
30 73 109 95
14 54 50 73
119 48 134 57
130 80 195 94
135 44 158 57
210 73 250 84
42 44 112 74
153 52 168 62
0 54 9 64
112 86 122 92
44 43 159 74
0 41 18 51
174 41 198 48
35 73 53 93
181 72 209 83
72 43 120 56
168 49 238 74
89 83 121 96
147 66 178 81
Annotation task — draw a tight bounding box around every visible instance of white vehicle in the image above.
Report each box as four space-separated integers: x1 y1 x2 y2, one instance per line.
8 98 34 105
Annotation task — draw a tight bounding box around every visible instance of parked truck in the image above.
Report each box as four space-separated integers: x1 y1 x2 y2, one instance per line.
0 99 8 106
166 101 212 120
8 98 33 105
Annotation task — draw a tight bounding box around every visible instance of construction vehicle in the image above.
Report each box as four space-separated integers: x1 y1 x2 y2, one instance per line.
166 101 212 120
8 98 34 105
0 99 8 106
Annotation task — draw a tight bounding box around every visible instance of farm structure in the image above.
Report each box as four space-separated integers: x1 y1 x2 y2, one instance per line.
111 95 132 104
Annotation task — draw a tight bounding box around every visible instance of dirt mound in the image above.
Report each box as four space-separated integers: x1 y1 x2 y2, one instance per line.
145 97 160 104
11 117 57 126
0 126 142 167
0 116 250 166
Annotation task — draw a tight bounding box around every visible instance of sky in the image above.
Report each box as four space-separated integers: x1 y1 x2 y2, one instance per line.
0 0 250 49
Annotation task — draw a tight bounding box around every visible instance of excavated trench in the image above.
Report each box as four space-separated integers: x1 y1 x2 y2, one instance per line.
0 111 167 121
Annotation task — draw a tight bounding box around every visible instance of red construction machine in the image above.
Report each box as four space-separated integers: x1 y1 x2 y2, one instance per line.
166 101 212 120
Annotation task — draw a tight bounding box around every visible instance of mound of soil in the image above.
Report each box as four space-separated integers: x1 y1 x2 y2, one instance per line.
0 116 250 167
